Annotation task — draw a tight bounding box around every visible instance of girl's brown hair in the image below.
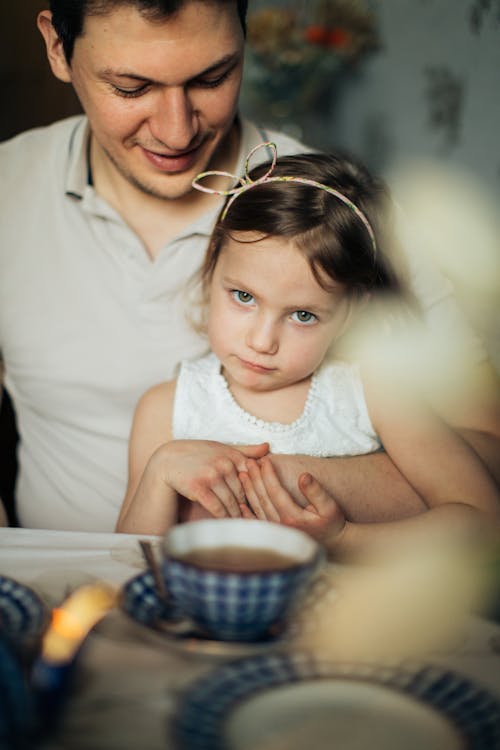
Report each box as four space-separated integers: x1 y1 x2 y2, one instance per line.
194 151 413 332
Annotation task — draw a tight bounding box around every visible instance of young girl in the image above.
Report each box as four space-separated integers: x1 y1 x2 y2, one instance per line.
116 144 499 557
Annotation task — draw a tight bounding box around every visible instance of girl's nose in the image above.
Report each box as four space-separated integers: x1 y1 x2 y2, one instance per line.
246 317 279 355
149 86 198 151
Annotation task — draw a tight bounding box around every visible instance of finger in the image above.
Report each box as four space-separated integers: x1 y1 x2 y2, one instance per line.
189 470 240 518
298 472 346 535
298 472 338 515
237 443 270 463
239 502 257 519
211 454 248 502
208 457 245 516
240 467 279 522
239 471 266 520
258 458 304 519
210 478 242 517
221 465 247 506
247 460 283 522
191 485 229 519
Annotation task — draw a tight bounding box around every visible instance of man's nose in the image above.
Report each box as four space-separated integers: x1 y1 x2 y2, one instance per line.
149 87 198 151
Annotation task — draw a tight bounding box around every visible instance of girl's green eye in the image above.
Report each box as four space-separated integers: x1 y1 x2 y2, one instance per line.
232 290 254 305
292 310 317 325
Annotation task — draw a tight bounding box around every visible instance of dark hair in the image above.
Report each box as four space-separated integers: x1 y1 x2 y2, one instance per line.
201 152 409 304
49 0 248 63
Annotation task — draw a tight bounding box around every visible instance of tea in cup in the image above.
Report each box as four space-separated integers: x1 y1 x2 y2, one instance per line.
162 519 322 641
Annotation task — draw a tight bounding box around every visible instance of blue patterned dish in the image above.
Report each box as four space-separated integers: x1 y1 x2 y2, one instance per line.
121 569 173 628
121 570 287 658
0 575 48 649
173 653 500 750
162 519 321 642
0 634 36 747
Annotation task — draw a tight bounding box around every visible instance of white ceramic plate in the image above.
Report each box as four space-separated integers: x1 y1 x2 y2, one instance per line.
173 653 500 750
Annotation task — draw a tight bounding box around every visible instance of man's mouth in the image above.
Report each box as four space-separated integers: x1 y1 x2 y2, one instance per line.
140 142 204 173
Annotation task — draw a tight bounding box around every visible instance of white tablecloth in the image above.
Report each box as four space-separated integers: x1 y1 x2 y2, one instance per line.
1 527 500 750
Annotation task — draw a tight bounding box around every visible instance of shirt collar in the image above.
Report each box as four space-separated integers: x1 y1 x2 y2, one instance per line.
64 116 92 199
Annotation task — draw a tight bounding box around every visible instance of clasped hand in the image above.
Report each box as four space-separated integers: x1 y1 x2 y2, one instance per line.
155 439 268 518
240 456 346 543
156 440 346 543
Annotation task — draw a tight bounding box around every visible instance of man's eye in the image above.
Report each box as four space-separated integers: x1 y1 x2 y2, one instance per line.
194 69 232 89
291 310 317 325
111 84 149 98
231 290 254 305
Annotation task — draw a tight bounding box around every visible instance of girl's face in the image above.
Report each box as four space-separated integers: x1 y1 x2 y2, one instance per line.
208 233 350 395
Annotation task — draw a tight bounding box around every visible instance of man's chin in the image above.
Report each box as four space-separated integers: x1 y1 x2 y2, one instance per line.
123 170 199 201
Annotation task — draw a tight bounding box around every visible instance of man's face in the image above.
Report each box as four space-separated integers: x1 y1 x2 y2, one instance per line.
57 2 244 200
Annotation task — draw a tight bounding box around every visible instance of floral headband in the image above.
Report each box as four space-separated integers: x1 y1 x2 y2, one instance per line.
192 141 377 255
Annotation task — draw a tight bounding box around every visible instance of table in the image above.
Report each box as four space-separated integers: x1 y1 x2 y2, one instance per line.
1 527 500 750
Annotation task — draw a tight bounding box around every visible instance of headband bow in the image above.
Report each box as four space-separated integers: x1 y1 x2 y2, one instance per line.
192 142 377 255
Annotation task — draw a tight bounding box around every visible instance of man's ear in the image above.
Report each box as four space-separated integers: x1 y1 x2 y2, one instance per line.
37 11 72 83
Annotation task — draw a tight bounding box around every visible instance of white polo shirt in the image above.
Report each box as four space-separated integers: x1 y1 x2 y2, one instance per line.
0 116 486 531
0 116 311 530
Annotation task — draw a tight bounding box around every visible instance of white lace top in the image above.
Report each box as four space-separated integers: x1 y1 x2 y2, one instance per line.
172 353 381 457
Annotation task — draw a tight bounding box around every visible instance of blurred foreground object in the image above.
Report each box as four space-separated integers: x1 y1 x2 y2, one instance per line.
389 158 500 376
295 532 498 662
31 582 118 737
338 157 500 482
39 582 118 665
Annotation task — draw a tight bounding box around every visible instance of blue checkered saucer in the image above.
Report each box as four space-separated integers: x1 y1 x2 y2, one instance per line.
0 575 48 654
121 570 290 657
173 652 500 750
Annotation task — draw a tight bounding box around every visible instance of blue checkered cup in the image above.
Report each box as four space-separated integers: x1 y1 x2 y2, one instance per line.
162 519 323 642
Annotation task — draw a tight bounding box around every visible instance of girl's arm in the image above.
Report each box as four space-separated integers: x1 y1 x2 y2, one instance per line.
239 376 499 560
248 361 500 522
364 372 500 522
320 373 500 559
116 381 270 535
116 380 179 534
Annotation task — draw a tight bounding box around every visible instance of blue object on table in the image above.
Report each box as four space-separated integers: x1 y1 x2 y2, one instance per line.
0 635 36 750
162 520 321 642
173 653 500 750
121 569 174 626
30 656 78 739
0 575 48 658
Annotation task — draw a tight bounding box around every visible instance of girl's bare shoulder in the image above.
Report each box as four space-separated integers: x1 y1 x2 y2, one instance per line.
133 379 178 430
140 379 176 404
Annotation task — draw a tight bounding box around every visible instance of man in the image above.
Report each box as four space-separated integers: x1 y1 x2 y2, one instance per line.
0 0 498 531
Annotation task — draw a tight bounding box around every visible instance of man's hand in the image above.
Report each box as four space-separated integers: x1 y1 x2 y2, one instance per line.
154 440 269 519
239 457 346 543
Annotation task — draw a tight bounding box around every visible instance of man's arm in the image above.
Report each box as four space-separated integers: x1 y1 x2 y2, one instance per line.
267 451 425 523
437 361 500 485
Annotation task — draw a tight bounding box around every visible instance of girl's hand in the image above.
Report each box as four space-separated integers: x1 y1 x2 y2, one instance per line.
154 440 269 519
239 457 346 543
